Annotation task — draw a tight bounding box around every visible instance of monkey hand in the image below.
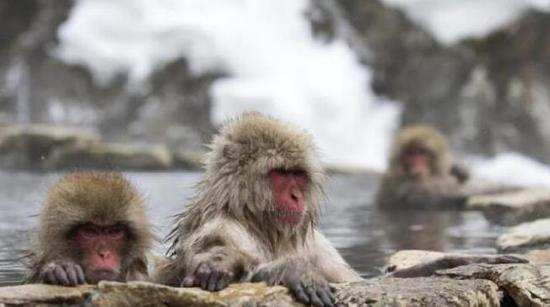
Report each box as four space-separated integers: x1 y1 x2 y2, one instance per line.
39 260 86 286
251 258 335 307
181 258 238 291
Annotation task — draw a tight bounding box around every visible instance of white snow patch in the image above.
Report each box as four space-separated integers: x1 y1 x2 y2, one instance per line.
381 0 550 44
471 153 550 188
56 0 401 170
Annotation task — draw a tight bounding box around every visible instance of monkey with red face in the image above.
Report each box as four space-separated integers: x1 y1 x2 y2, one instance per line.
157 112 361 307
376 125 470 209
26 172 153 285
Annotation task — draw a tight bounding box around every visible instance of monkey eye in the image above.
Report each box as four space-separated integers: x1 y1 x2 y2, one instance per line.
405 147 430 157
106 225 126 238
290 170 307 177
79 224 100 237
271 169 307 177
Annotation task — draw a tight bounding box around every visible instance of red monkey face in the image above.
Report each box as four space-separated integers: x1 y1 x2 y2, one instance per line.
75 222 126 283
270 169 308 226
403 146 432 178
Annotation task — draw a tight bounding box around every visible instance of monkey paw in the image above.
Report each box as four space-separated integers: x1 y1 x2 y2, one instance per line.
41 261 86 286
182 261 235 291
282 270 334 307
252 266 334 307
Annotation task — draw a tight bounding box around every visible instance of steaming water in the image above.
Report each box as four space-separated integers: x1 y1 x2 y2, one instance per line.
0 171 503 286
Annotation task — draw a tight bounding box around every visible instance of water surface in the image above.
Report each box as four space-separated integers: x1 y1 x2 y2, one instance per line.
0 171 503 286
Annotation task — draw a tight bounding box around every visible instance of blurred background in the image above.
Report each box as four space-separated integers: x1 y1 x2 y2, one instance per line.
1 0 550 285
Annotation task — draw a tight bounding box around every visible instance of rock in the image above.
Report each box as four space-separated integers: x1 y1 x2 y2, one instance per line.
385 249 447 272
0 125 100 170
0 279 502 307
467 188 550 225
91 282 298 307
497 218 550 252
522 249 550 265
45 142 174 171
172 150 204 170
334 277 501 306
0 282 299 307
0 284 94 306
438 263 550 307
5 266 550 307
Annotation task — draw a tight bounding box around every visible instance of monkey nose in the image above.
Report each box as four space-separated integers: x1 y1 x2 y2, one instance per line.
290 188 302 201
98 249 111 260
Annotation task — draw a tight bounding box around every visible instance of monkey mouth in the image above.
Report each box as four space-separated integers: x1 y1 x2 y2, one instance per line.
274 210 304 225
88 269 119 282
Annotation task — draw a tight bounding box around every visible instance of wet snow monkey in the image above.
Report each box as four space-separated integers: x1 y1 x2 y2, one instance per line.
26 172 153 285
159 112 361 307
376 125 469 209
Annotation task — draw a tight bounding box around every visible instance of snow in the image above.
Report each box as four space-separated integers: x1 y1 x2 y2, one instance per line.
56 0 401 170
381 0 550 44
471 153 550 188
55 0 550 181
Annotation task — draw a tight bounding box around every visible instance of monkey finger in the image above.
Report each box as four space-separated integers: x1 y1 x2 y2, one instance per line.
293 288 310 305
305 286 324 307
215 273 230 291
207 270 221 291
196 265 211 290
63 264 79 286
44 270 57 285
289 281 309 305
181 275 195 287
326 284 336 303
74 265 86 284
53 266 70 286
317 288 335 307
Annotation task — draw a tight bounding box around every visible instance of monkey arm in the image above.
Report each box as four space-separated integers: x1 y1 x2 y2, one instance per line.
171 219 261 290
308 230 363 282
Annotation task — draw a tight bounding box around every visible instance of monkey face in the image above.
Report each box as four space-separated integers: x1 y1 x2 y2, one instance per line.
402 146 433 178
269 169 308 227
74 221 127 283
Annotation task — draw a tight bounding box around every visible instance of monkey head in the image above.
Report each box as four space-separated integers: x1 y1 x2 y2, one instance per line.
37 172 153 284
389 125 451 179
203 112 325 235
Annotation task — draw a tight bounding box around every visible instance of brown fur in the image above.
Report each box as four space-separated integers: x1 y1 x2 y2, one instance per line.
26 171 153 283
377 125 468 209
158 112 360 286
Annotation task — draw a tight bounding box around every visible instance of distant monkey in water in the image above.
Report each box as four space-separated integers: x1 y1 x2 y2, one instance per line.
26 172 153 285
158 112 361 307
376 125 470 209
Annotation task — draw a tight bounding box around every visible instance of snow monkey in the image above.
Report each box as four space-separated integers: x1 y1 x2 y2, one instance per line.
159 112 361 307
26 172 153 285
376 125 470 209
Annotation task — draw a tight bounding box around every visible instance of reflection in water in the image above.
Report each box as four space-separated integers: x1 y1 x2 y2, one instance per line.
0 171 503 285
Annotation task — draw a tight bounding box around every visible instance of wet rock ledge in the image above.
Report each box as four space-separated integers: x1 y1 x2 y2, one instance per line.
1 262 549 307
0 125 203 171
